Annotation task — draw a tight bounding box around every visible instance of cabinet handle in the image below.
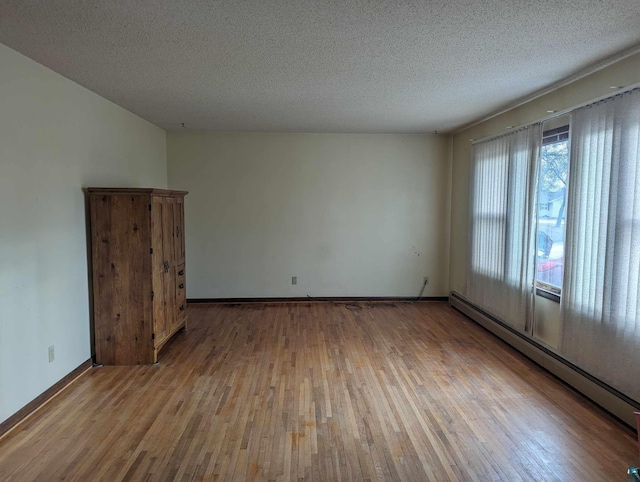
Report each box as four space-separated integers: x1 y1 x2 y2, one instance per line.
163 261 170 273
179 305 185 311
178 270 184 276
179 283 184 289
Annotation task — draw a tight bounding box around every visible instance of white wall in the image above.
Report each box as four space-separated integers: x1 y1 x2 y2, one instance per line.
0 44 167 423
168 132 451 298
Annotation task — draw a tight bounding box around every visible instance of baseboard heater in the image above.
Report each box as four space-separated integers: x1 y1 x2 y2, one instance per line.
449 290 639 429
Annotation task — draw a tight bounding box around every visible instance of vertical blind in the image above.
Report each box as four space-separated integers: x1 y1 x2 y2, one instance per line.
467 124 542 331
560 88 640 403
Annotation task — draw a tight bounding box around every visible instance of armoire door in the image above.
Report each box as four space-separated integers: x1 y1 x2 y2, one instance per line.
161 197 180 333
174 197 186 266
151 197 169 344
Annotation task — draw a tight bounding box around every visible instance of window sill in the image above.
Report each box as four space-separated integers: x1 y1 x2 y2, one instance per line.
536 286 561 303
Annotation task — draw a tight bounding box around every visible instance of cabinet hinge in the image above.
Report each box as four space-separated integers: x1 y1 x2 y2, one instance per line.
152 333 155 340
150 248 153 254
151 290 154 300
149 204 152 211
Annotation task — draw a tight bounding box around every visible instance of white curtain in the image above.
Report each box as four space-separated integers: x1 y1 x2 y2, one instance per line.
561 88 640 403
467 124 541 331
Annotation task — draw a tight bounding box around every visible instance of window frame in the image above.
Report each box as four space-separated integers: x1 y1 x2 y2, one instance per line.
535 124 570 303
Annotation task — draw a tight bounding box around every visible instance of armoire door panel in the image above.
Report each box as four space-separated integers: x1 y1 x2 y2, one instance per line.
174 200 186 266
161 198 180 332
151 197 168 344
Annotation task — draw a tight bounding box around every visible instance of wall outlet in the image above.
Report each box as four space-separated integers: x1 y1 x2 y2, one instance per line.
423 276 429 285
291 276 297 285
48 345 55 363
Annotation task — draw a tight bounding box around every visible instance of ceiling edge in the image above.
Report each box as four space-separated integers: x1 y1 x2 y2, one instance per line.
452 42 640 135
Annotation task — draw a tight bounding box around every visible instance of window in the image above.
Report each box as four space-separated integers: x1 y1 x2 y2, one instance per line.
559 88 640 404
469 152 508 279
535 124 569 297
467 124 542 332
466 89 640 403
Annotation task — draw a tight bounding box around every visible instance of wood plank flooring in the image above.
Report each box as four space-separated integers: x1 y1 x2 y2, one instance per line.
0 302 637 481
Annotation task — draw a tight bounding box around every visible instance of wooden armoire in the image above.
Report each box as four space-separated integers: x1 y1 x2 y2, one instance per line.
88 188 188 365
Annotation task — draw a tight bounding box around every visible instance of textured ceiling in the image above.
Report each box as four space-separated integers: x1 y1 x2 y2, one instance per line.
1 1 640 133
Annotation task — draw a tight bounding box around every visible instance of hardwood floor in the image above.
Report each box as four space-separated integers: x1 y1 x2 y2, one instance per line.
0 302 637 480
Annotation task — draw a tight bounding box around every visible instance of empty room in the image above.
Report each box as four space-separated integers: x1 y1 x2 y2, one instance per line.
1 1 640 480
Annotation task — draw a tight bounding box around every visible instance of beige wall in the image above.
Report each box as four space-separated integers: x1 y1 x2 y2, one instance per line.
168 132 451 298
0 44 167 423
450 51 640 348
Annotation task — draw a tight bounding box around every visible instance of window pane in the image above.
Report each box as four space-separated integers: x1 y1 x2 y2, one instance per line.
536 133 569 292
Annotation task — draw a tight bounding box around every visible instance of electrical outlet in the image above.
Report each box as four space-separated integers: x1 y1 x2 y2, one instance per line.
292 276 297 285
423 276 429 285
48 345 55 363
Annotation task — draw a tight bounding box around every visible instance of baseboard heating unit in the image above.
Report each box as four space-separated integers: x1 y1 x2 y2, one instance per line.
449 291 639 429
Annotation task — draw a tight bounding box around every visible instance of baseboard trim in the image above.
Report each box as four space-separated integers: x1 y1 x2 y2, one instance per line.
449 291 640 429
0 358 93 440
188 296 449 304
